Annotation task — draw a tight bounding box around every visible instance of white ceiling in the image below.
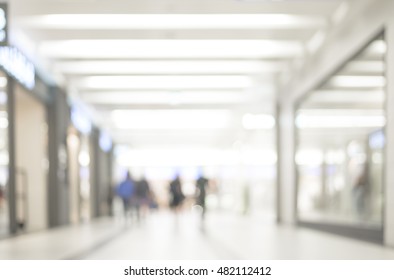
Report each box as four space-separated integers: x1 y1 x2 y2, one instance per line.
7 0 345 151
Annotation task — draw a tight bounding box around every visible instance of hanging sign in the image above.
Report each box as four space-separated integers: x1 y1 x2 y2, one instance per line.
0 46 35 89
99 131 112 153
71 105 92 135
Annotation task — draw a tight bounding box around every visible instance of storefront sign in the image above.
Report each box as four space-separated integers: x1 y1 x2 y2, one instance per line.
71 105 92 135
0 4 7 45
369 129 385 149
0 46 35 89
99 131 112 152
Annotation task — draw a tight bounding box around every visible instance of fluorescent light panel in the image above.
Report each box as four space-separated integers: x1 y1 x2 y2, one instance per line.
55 60 284 75
111 109 232 129
75 75 253 89
81 90 251 105
342 61 385 74
297 109 384 116
21 14 326 30
327 76 386 88
116 149 277 167
307 90 385 104
296 115 386 128
39 40 303 59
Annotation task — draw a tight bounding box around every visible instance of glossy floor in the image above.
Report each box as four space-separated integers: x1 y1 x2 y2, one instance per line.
1 210 394 259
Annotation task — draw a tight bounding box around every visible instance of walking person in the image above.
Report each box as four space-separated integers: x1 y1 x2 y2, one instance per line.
116 171 135 222
169 174 185 212
352 165 369 219
135 176 151 221
195 173 209 219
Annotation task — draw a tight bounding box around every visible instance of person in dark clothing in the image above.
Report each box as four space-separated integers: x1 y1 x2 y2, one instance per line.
135 176 151 220
353 165 369 219
169 175 184 212
195 174 209 219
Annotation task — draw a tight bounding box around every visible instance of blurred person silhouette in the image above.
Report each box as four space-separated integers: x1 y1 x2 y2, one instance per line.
352 164 369 219
169 174 185 212
149 189 159 210
135 175 152 221
116 171 135 221
107 185 114 216
242 184 251 216
195 173 209 219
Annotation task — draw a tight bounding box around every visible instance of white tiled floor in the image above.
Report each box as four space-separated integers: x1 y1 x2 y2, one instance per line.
0 217 125 259
1 210 394 260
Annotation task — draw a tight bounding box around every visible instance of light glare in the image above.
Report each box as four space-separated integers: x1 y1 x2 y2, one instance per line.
39 40 303 59
54 60 283 75
81 90 253 105
76 75 253 89
22 14 325 30
328 76 386 88
242 113 275 130
116 149 277 167
111 109 232 130
296 115 386 128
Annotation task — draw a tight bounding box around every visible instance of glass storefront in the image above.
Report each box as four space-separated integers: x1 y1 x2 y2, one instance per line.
296 35 386 230
68 108 93 224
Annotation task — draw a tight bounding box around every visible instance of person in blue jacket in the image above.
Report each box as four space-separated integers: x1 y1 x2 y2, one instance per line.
116 171 135 219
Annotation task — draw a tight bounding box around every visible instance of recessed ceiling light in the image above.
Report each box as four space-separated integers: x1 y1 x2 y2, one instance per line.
75 75 254 89
54 60 284 75
21 14 325 30
111 109 232 130
39 40 303 59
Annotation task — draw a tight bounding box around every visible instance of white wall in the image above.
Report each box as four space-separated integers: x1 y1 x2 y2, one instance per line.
67 130 80 224
278 101 296 224
278 0 394 246
15 85 48 232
